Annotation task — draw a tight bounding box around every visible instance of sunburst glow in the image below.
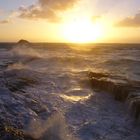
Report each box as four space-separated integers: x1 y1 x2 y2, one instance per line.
62 17 104 43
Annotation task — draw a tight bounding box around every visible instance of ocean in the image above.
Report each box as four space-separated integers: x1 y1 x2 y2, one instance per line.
0 42 140 140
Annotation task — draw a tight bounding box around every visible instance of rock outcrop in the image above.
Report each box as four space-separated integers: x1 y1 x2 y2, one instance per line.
88 71 140 121
17 39 30 46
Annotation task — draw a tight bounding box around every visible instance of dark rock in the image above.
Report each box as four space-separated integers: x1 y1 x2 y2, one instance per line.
88 71 109 79
89 71 140 120
130 97 140 120
89 77 130 101
17 40 30 46
114 84 130 101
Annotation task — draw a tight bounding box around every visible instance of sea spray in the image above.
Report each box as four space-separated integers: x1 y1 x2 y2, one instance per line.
11 45 41 60
25 111 78 140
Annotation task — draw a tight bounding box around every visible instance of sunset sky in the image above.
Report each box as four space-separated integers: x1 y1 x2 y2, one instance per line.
0 0 140 43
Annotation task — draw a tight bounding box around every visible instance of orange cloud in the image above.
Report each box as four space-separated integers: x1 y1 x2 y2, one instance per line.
116 12 140 27
19 0 79 22
0 19 10 24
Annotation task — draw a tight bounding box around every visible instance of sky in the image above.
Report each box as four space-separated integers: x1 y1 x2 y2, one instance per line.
0 0 140 43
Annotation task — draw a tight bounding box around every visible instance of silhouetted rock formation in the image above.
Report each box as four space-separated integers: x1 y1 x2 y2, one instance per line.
17 39 30 46
88 71 140 121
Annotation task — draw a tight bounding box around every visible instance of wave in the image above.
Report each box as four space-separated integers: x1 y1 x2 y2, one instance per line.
104 58 140 66
4 68 41 92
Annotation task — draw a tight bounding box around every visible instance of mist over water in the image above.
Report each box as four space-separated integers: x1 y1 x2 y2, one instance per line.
11 43 140 82
0 43 140 140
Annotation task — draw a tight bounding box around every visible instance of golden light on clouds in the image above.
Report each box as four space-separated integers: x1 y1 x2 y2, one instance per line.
0 0 140 42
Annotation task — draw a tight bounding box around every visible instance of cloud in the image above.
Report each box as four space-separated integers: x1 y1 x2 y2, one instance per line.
0 19 10 24
116 12 140 27
18 0 79 22
0 8 15 24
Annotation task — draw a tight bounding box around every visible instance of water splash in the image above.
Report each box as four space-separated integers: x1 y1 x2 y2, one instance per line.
25 112 78 140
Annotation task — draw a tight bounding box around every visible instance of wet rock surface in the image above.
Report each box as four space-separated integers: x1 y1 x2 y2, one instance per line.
89 71 140 120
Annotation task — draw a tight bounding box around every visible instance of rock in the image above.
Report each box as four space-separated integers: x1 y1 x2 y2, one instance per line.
129 96 140 120
17 40 30 46
89 76 130 101
88 71 109 79
89 71 140 120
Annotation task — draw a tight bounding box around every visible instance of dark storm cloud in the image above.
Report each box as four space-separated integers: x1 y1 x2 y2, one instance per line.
116 12 140 27
19 0 79 22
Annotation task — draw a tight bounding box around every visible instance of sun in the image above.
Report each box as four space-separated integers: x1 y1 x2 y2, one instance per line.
62 17 104 43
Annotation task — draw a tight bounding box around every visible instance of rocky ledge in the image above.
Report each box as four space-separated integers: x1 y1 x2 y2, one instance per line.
88 71 140 121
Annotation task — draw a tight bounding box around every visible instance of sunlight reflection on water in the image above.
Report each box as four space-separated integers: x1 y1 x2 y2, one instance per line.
60 94 91 102
69 44 93 52
60 88 92 102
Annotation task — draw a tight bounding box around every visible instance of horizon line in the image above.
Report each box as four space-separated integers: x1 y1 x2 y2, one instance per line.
0 41 140 45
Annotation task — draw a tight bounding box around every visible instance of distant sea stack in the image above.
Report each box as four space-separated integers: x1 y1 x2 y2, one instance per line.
16 39 30 46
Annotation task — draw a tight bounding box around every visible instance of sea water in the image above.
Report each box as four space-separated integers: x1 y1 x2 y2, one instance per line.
0 43 140 140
